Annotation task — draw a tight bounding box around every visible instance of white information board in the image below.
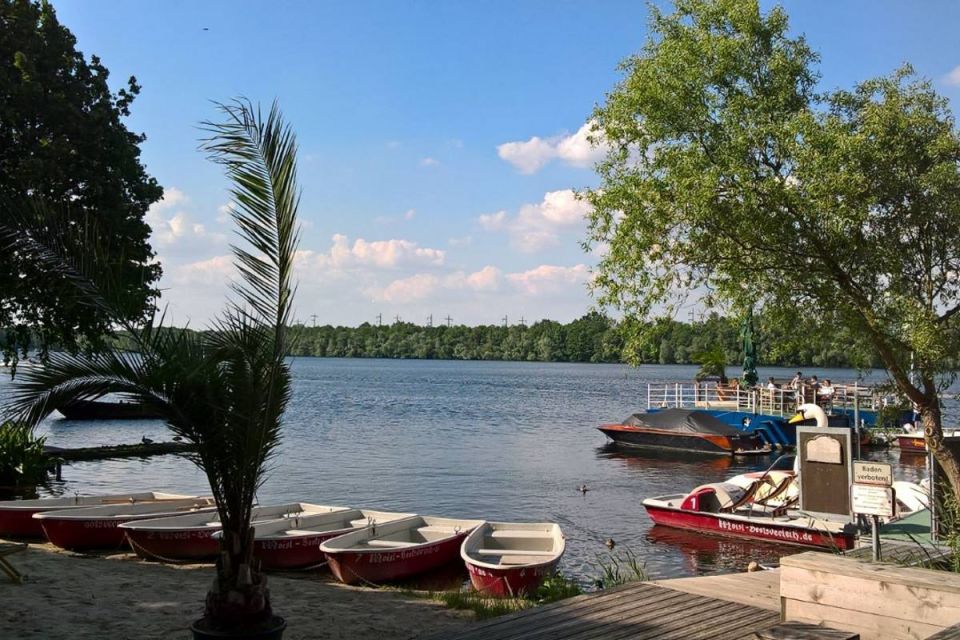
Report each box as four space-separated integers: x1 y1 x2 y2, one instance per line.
851 484 895 518
853 461 893 487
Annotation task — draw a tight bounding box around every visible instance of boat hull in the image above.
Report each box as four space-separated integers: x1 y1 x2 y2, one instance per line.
125 528 220 561
40 517 131 551
255 531 344 570
897 435 927 453
465 559 559 597
0 507 46 538
325 531 468 585
597 424 766 455
643 502 855 550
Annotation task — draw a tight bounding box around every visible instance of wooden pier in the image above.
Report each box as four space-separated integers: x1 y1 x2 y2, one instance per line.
44 441 194 462
424 580 780 640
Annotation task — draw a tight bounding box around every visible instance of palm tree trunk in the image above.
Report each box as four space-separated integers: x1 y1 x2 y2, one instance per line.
206 527 271 627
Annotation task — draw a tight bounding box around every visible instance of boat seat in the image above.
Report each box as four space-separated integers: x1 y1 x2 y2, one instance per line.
416 526 457 534
488 530 547 538
365 539 420 549
476 548 556 556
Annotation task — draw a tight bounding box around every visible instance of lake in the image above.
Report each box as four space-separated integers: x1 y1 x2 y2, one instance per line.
0 358 940 583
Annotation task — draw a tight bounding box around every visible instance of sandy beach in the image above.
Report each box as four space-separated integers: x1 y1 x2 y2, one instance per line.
2 542 473 639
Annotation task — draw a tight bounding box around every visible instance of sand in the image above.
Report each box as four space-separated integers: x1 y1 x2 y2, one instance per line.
1 542 473 639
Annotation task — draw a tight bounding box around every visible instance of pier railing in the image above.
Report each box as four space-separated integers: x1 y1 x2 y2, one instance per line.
646 381 884 418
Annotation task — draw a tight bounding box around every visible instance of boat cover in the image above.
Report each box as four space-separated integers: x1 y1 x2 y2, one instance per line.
622 408 742 436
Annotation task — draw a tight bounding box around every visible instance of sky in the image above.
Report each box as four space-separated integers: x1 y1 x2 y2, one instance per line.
52 0 960 328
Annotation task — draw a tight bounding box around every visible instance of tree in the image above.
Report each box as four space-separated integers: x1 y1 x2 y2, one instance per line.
8 100 299 635
0 0 162 359
585 0 960 495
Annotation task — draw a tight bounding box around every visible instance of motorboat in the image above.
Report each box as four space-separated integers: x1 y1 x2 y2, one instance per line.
237 508 414 570
320 515 484 585
34 496 215 551
461 521 565 597
0 492 197 538
58 398 161 420
119 502 349 562
598 408 771 455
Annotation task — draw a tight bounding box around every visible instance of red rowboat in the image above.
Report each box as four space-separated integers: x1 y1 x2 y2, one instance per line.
120 503 349 562
461 522 565 597
239 508 414 570
321 515 483 585
0 492 196 539
34 497 215 551
897 434 928 453
642 482 856 550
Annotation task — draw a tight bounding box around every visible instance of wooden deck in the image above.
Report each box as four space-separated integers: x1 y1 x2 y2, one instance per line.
654 569 781 611
423 581 781 640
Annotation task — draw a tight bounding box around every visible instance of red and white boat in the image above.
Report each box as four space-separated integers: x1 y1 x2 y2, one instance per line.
239 508 414 570
321 515 483 585
643 479 856 550
461 521 565 597
34 497 216 551
0 492 197 539
119 503 349 562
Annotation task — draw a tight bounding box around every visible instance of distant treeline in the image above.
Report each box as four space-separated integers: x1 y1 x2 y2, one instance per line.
4 311 881 368
283 312 882 368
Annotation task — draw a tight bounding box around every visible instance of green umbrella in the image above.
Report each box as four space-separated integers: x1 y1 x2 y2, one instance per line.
740 308 759 387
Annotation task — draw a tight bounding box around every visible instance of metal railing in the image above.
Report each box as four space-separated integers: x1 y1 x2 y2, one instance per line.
645 381 885 418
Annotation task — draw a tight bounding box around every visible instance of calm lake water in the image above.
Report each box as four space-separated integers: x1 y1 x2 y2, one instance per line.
0 358 944 582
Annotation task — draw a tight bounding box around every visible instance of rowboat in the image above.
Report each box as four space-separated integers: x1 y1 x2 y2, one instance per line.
34 497 216 551
120 503 350 562
461 521 565 597
0 492 197 538
239 508 414 570
321 515 484 585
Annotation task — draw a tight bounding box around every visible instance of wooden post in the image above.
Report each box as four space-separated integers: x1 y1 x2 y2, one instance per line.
872 515 881 562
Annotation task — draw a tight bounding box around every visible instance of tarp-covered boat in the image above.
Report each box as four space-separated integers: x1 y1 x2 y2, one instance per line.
239 508 414 570
34 497 215 551
120 503 349 561
598 408 770 455
321 515 483 584
0 492 196 538
461 522 565 597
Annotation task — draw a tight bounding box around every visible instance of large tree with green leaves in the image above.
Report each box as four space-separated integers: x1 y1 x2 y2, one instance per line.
0 0 162 359
585 0 960 494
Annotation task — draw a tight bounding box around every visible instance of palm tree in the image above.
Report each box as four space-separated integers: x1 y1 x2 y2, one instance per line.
4 100 300 635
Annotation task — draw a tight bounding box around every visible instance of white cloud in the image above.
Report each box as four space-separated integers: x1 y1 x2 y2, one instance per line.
216 201 235 224
945 65 960 87
507 264 590 296
403 208 416 221
478 189 592 253
497 121 608 174
448 235 473 247
297 234 445 271
386 140 402 149
420 157 440 167
146 188 226 251
478 210 508 231
372 273 440 302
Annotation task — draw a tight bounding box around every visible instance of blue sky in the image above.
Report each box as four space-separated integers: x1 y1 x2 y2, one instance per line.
53 1 960 327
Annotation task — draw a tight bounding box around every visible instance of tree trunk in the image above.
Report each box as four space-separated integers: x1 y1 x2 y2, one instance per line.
921 401 960 501
204 526 271 630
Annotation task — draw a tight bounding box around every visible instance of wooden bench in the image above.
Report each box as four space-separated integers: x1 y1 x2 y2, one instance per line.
0 542 27 584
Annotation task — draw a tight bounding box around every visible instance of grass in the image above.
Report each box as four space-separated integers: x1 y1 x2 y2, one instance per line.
591 547 648 589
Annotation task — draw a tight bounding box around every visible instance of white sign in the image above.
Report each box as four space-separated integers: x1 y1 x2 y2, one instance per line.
806 436 842 464
853 461 893 487
852 484 895 518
